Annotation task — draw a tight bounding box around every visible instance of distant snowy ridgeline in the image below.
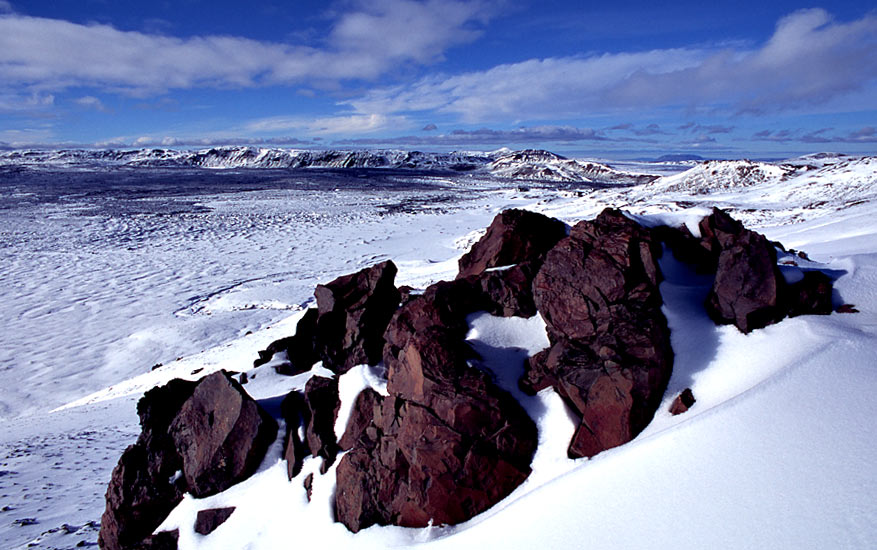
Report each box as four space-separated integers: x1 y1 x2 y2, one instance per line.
0 147 658 184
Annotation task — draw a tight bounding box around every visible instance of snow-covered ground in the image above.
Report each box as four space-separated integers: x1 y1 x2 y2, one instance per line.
1 154 876 549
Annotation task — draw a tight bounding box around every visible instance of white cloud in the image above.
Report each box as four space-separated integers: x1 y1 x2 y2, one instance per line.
245 113 411 136
0 91 53 111
346 9 877 122
73 95 107 111
0 1 492 95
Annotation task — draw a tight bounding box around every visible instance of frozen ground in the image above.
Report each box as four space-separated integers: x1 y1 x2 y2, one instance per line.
1 157 876 549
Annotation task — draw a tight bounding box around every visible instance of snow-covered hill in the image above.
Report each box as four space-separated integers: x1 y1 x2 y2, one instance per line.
1 151 877 549
0 147 656 184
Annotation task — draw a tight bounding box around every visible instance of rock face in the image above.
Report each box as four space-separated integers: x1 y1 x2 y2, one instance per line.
253 308 318 374
335 233 542 531
281 390 308 480
701 209 786 333
169 372 278 497
457 208 567 279
99 372 277 550
303 376 341 471
315 260 401 373
659 208 836 333
194 507 236 535
523 208 674 459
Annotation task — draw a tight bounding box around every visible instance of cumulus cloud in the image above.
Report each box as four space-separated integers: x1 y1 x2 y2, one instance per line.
346 9 877 122
0 0 492 95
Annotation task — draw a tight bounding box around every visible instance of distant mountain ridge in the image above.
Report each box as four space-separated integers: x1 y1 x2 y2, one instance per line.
0 147 658 185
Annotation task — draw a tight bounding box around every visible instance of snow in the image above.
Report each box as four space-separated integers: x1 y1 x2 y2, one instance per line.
2 153 877 549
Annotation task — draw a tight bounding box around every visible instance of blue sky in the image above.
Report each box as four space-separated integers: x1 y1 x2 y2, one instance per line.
1 0 875 158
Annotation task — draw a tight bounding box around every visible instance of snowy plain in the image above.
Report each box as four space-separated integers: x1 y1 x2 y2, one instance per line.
1 153 876 549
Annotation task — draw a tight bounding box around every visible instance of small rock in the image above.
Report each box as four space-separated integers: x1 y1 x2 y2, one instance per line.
669 388 696 415
194 507 235 536
303 473 314 502
836 304 859 313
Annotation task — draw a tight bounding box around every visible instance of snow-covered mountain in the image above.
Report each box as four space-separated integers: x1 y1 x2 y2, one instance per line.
0 147 657 184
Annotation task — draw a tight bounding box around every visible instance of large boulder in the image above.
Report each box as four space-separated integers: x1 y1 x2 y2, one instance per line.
169 372 278 497
99 373 277 550
457 209 567 278
314 260 401 373
303 376 341 471
98 379 197 550
524 208 674 459
253 308 319 374
335 272 539 532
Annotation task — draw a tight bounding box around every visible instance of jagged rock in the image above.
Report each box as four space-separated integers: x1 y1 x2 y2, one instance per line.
471 260 541 318
314 260 401 373
303 473 314 502
836 304 859 313
669 388 696 415
787 271 834 317
169 372 278 497
335 271 538 532
254 308 319 374
303 376 341 470
132 530 178 550
99 373 277 550
338 388 383 451
281 390 308 479
98 379 197 550
525 208 673 459
705 224 785 333
457 209 567 278
194 507 235 535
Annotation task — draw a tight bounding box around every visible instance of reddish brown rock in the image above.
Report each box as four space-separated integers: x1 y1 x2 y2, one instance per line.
314 260 401 373
132 530 178 550
836 304 859 313
338 388 383 451
669 388 696 415
335 272 538 532
457 209 567 278
525 208 674 459
787 271 834 317
303 376 341 469
280 390 308 479
169 372 278 498
98 380 197 550
254 308 319 374
194 507 235 535
99 373 277 550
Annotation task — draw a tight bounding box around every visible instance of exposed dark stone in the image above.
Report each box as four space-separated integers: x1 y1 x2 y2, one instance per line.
470 260 541 318
525 208 674 459
338 388 384 451
132 530 178 550
303 376 341 468
194 507 236 536
335 271 538 532
254 308 319 374
457 209 567 279
98 380 197 550
314 260 401 373
704 224 785 333
303 473 314 502
281 390 308 480
169 372 278 498
653 223 715 274
787 271 834 317
836 304 859 313
99 373 277 550
669 388 696 416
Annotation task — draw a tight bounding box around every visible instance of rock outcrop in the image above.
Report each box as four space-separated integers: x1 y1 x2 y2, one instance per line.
334 227 544 531
457 208 567 278
523 208 674 459
669 388 696 416
194 507 236 536
99 372 277 550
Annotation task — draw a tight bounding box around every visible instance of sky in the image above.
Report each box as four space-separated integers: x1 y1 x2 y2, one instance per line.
0 0 875 158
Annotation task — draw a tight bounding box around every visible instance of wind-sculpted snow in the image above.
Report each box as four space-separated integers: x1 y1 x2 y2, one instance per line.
1 151 877 549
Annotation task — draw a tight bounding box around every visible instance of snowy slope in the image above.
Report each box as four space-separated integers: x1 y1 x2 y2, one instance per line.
1 152 877 549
